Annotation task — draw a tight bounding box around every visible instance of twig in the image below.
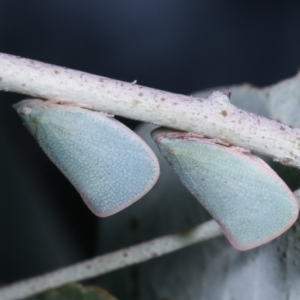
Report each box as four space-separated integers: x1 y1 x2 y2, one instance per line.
1 53 300 167
0 220 222 300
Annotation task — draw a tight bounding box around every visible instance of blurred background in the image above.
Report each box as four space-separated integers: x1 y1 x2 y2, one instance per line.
1 0 300 298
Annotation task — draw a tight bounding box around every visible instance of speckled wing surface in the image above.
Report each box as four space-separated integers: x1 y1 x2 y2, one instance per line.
14 99 160 217
152 128 298 250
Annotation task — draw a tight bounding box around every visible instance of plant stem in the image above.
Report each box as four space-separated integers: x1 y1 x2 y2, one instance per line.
1 53 300 167
0 220 222 300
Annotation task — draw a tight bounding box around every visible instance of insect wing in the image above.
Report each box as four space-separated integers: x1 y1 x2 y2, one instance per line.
15 100 159 217
152 128 298 250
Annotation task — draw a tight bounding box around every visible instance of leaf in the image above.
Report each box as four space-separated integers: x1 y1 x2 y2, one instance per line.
24 283 117 300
